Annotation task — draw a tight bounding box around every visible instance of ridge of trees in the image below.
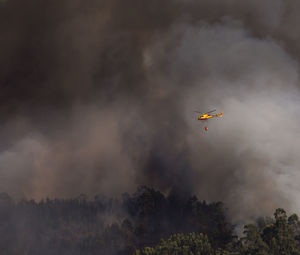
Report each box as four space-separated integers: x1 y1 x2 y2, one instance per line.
137 208 300 255
0 187 299 254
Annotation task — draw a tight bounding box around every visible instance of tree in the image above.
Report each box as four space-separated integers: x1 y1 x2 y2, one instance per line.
138 233 213 255
241 224 269 255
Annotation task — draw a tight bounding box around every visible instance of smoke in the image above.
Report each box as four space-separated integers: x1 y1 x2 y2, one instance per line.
1 0 300 224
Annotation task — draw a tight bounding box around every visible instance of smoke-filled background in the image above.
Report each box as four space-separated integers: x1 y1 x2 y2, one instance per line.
1 0 300 225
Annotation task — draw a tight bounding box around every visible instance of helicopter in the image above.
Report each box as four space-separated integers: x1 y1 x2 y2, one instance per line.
194 109 223 131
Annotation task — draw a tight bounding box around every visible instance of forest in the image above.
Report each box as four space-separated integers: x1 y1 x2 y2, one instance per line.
0 186 300 255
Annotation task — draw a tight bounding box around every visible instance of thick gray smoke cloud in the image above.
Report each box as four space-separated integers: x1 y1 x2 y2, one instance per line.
1 0 300 224
142 21 300 224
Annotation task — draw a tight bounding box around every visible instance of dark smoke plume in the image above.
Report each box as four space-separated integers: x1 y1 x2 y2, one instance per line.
1 0 300 224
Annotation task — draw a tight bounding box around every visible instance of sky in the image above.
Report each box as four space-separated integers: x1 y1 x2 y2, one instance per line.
1 0 300 224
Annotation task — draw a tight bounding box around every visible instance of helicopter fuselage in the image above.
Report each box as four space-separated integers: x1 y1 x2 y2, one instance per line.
198 112 223 120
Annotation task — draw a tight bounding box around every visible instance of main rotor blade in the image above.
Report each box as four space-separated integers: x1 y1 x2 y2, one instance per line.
194 111 202 113
205 109 216 114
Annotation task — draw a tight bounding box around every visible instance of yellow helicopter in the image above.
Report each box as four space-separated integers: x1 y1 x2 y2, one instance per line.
194 109 223 131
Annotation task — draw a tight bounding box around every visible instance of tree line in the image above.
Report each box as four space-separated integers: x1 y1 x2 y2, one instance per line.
0 187 299 254
137 208 300 255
